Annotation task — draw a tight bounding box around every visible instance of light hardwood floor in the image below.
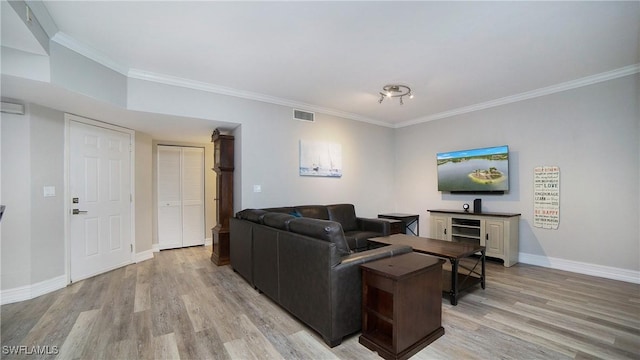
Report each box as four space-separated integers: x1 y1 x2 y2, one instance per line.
2 245 639 359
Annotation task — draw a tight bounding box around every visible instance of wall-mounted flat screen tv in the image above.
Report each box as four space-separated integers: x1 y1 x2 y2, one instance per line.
436 145 509 193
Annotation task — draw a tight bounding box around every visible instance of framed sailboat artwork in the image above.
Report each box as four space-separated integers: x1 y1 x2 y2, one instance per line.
299 140 342 177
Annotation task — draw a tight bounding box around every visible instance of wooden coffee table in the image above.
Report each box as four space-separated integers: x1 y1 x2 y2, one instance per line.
369 234 485 305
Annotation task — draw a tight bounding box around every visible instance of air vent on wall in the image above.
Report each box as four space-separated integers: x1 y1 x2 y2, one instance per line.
293 109 315 122
1 101 25 115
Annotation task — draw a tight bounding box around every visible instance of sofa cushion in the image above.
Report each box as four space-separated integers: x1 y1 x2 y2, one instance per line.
236 209 268 223
262 212 296 230
326 204 358 232
263 206 296 215
288 218 351 256
344 230 380 251
295 205 329 220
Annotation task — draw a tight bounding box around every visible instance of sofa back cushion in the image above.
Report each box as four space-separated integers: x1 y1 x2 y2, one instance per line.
236 209 268 223
326 204 358 232
294 205 329 220
262 206 296 216
262 212 296 230
288 218 351 256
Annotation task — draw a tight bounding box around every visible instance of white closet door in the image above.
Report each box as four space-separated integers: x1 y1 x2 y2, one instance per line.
157 146 205 250
181 147 205 247
158 146 183 249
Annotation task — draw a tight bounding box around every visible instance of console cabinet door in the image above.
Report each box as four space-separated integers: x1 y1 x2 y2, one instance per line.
430 215 450 241
485 220 504 258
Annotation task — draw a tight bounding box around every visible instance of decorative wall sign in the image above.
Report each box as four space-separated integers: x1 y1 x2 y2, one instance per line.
299 140 342 177
533 166 560 229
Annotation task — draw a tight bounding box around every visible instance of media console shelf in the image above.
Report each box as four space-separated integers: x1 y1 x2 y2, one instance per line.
428 209 520 267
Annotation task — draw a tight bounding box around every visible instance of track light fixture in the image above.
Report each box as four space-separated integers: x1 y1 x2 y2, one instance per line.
378 84 413 105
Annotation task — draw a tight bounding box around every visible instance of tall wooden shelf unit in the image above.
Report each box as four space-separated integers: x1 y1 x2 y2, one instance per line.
211 129 234 266
428 209 520 267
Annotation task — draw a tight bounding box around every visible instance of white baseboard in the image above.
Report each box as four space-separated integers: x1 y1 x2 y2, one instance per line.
135 249 154 263
153 240 211 251
519 252 640 284
1 275 67 305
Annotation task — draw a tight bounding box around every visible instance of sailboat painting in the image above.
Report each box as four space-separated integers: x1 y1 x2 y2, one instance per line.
299 140 343 177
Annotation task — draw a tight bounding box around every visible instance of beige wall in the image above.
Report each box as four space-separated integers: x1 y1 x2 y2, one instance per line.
135 132 153 253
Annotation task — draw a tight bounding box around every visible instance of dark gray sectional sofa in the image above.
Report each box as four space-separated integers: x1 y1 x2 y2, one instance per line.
229 204 412 347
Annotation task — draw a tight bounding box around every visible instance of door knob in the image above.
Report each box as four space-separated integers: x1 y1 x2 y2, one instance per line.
72 209 88 215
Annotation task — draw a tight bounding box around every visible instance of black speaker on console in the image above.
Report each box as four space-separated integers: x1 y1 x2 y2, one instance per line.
473 198 482 213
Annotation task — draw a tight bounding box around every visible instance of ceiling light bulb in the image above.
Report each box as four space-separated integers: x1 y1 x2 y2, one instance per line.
409 93 414 99
386 91 392 97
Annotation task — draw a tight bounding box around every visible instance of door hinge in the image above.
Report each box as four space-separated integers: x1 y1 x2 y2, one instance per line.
130 244 133 253
130 194 133 202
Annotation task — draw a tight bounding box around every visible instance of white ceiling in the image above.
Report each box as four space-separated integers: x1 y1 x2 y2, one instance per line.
2 1 639 140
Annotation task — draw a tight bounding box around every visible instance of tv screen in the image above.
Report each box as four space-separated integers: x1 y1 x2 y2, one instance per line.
437 145 509 193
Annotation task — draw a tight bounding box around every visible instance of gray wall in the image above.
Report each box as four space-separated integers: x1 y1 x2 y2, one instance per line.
1 109 33 289
236 110 396 217
50 42 127 108
0 104 65 289
127 79 397 218
29 105 65 283
395 74 639 271
1 36 637 297
0 105 155 291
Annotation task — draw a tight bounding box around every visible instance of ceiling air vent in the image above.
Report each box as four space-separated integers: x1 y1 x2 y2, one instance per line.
293 109 315 122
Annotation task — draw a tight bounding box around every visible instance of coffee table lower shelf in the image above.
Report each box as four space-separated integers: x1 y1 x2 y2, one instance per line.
442 270 482 301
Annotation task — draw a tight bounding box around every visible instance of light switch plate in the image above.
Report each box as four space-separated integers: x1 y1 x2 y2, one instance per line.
253 185 262 193
43 186 56 197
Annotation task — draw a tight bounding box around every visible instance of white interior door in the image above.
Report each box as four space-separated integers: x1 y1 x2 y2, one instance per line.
157 146 204 249
157 146 183 249
181 147 205 247
69 119 133 282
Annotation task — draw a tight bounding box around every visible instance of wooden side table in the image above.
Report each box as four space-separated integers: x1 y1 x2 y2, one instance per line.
359 252 445 360
378 213 420 236
377 218 404 235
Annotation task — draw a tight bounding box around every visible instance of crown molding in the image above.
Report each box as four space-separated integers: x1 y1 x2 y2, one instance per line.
51 31 129 76
48 31 390 126
128 69 392 127
396 64 640 128
48 32 638 129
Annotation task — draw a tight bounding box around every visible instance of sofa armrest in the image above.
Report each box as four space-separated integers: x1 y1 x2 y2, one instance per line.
339 244 412 266
356 217 391 236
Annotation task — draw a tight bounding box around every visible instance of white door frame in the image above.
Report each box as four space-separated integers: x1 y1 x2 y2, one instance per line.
64 113 136 284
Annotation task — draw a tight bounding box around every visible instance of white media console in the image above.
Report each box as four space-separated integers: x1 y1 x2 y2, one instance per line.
428 209 520 267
